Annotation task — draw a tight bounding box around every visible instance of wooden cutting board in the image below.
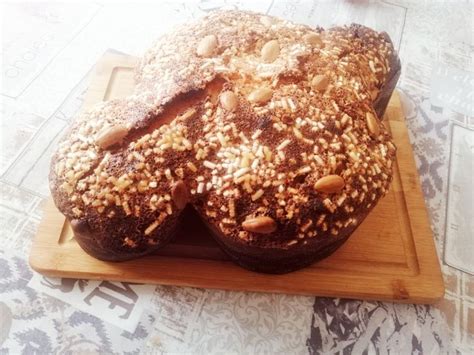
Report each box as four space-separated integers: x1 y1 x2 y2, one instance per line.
29 51 444 303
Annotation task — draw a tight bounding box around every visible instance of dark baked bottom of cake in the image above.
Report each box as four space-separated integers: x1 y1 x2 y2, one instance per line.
217 236 350 274
70 211 183 262
198 211 354 274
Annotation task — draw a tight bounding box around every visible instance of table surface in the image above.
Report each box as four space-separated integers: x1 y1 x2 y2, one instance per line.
1 1 473 354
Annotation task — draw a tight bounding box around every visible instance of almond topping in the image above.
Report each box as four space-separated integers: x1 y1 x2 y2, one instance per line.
197 35 217 57
314 175 345 194
311 74 329 92
242 216 277 234
220 91 238 111
171 180 188 209
95 124 128 149
261 40 280 63
366 112 380 137
248 87 273 105
304 32 323 46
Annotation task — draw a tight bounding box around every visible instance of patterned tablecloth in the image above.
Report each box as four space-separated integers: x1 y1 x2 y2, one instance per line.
1 1 473 353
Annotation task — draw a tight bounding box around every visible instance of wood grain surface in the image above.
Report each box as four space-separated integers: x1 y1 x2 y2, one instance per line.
29 52 444 303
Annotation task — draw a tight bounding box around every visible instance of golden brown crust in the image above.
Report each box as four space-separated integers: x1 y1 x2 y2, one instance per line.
49 10 400 272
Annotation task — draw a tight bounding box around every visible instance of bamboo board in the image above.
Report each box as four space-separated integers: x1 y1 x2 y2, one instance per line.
29 52 444 303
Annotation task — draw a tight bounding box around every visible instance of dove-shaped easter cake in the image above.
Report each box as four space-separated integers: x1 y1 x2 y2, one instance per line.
50 10 400 273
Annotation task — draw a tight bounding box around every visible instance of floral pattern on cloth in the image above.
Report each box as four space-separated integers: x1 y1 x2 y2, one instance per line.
0 251 155 354
307 298 450 354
